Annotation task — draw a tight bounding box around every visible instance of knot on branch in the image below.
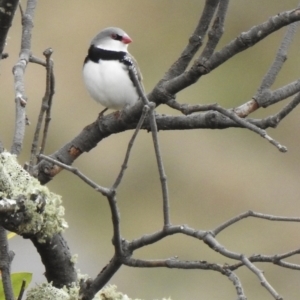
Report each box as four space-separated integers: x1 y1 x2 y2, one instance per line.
239 31 256 47
0 152 68 242
255 89 272 107
204 111 220 128
193 58 210 76
189 34 202 45
151 81 175 105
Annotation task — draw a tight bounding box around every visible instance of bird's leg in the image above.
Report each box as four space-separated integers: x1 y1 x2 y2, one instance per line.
98 107 108 119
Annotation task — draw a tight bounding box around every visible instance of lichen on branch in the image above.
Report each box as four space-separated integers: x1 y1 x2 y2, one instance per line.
0 151 67 242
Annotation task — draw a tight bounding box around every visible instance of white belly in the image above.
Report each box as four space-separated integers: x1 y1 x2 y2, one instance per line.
83 60 138 110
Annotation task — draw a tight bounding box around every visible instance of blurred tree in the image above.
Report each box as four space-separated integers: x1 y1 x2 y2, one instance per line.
0 1 300 299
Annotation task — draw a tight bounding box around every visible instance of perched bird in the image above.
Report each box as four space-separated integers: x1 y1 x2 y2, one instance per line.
83 27 143 115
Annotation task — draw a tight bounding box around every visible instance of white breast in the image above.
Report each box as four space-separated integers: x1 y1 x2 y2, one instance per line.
83 59 138 110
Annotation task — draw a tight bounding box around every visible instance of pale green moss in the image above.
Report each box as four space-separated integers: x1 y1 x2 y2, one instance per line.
26 282 70 300
25 283 172 300
0 152 68 243
70 253 79 264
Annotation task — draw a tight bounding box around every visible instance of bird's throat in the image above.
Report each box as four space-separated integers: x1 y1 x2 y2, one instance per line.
84 46 127 64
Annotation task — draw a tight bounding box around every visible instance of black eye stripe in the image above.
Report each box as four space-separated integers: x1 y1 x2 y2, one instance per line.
112 33 123 41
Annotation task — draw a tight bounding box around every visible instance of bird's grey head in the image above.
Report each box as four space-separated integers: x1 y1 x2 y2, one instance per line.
91 27 132 52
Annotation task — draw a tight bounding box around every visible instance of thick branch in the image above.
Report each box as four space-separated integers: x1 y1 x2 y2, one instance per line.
164 8 300 96
35 107 291 185
31 233 77 288
0 226 14 300
11 0 37 155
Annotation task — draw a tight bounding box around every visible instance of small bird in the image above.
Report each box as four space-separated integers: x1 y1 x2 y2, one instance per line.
83 27 143 115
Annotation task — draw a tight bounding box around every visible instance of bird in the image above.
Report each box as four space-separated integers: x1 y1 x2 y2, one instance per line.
82 27 144 116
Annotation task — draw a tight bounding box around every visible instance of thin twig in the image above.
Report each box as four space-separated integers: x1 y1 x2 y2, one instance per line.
128 65 171 227
123 256 224 271
112 105 149 190
39 48 55 156
199 0 229 61
148 108 171 227
28 48 54 174
212 105 287 152
261 92 300 128
29 55 47 66
38 154 110 195
213 210 300 236
107 194 122 255
17 280 26 300
164 0 221 80
241 255 282 300
224 269 247 300
167 99 287 152
229 248 300 271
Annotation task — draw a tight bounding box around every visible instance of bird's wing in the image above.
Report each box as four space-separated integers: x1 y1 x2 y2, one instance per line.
124 53 146 95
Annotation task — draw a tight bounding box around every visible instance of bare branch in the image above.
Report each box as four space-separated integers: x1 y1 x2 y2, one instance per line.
164 8 300 96
29 54 47 66
124 256 224 271
0 226 14 300
17 280 26 300
39 48 55 156
167 100 287 152
128 65 171 227
0 139 4 153
30 233 77 288
199 0 229 61
38 154 110 195
148 108 171 227
225 269 247 300
11 0 37 155
255 21 300 106
164 0 221 80
28 48 54 174
80 256 122 300
241 255 282 300
212 210 300 236
258 92 300 129
0 0 19 58
213 105 287 152
112 105 149 190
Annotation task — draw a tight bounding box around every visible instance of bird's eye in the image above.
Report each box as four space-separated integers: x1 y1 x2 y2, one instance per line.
111 33 122 41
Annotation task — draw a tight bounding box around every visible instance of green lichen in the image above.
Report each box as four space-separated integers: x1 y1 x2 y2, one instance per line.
26 282 70 300
25 283 172 300
0 151 68 243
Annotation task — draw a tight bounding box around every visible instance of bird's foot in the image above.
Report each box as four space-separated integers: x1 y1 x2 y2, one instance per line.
98 108 108 120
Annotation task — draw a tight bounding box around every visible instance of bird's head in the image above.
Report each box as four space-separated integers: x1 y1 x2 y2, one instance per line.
91 27 132 52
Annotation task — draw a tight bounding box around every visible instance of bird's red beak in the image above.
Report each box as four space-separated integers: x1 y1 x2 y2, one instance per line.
122 34 132 44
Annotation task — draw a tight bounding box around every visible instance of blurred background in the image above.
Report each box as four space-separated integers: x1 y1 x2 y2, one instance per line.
2 1 300 299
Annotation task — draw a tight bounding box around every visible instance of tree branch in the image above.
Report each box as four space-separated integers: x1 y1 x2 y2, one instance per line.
30 233 77 288
0 226 14 300
0 0 19 58
164 0 221 80
163 8 300 96
11 0 37 155
28 48 55 174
